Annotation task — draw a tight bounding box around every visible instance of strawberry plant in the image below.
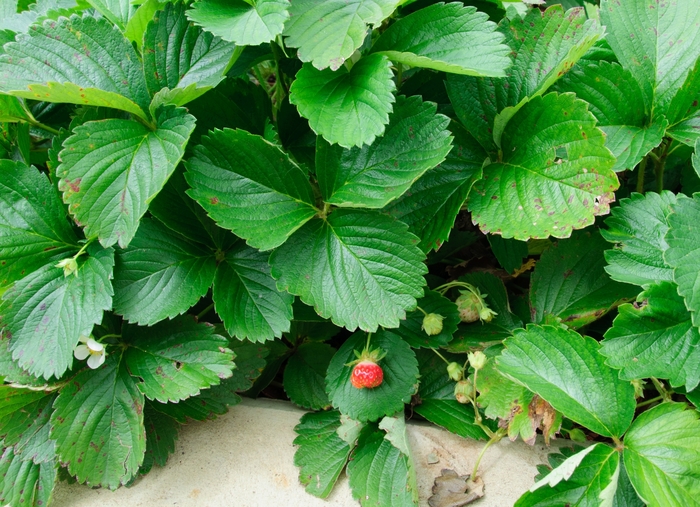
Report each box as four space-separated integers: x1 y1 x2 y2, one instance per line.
0 0 699 505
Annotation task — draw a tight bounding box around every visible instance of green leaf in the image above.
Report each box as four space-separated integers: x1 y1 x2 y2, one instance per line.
325 330 418 422
113 218 216 325
293 410 352 499
600 0 700 122
283 342 334 410
185 128 317 251
317 95 452 208
0 15 151 119
602 191 677 287
668 112 700 147
186 0 289 46
124 316 234 403
124 0 161 50
0 160 79 288
0 95 30 122
140 401 179 474
0 391 56 464
664 194 700 328
553 61 667 172
58 105 196 249
530 229 638 329
468 92 618 240
517 443 619 507
446 5 603 152
0 449 56 507
270 209 427 332
0 334 47 388
624 402 700 507
86 0 133 31
290 54 396 149
488 235 528 274
383 121 485 253
371 2 510 77
283 0 400 70
143 1 238 107
51 352 145 489
347 425 418 507
613 460 645 507
1 245 114 380
149 166 232 250
413 349 487 440
213 242 293 343
393 290 459 349
497 324 636 438
602 282 700 391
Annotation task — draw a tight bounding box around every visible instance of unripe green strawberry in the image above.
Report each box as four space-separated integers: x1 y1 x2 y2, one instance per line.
455 287 497 323
446 361 463 381
351 360 383 389
454 379 473 404
421 313 444 336
468 351 487 371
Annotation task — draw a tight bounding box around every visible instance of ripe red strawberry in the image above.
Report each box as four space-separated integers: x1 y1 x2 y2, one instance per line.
351 360 384 389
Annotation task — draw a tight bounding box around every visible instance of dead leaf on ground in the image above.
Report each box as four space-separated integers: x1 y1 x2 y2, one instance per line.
428 469 485 507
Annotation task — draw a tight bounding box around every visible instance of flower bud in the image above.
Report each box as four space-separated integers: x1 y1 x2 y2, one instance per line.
568 428 587 443
468 351 487 371
631 379 645 399
421 313 444 336
454 379 473 404
446 362 463 382
55 257 78 277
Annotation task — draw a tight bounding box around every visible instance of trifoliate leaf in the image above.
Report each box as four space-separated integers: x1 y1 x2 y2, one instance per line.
602 282 700 391
86 0 133 31
140 401 179 475
600 0 700 123
393 290 459 349
293 410 352 499
0 15 151 120
497 325 636 438
316 95 452 209
213 243 293 343
468 92 617 240
290 54 396 149
446 5 603 152
283 342 334 410
149 167 233 250
143 1 238 107
664 194 700 327
517 443 619 507
1 245 114 380
530 229 638 329
602 191 677 286
0 449 56 507
283 0 400 70
383 121 485 253
270 210 427 332
113 218 217 325
187 0 289 46
51 352 145 490
347 425 418 507
185 128 318 251
414 349 487 440
0 160 79 288
624 402 700 507
58 105 196 249
325 330 418 422
372 2 510 77
124 316 234 403
554 61 666 172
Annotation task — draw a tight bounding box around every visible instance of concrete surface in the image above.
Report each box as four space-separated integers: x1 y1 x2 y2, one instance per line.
52 398 564 507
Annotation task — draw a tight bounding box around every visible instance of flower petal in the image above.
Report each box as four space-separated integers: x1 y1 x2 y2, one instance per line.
86 338 104 352
87 351 105 369
74 345 90 360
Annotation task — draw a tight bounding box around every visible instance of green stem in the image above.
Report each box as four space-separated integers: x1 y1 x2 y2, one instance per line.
433 280 475 295
396 63 403 91
636 156 647 194
28 119 61 136
416 306 429 317
253 65 268 90
653 138 671 193
74 238 95 259
651 377 672 402
471 429 505 480
636 395 663 408
196 302 215 320
431 348 450 365
365 332 373 352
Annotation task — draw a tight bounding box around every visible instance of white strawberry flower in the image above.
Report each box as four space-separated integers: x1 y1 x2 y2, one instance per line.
74 335 106 369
